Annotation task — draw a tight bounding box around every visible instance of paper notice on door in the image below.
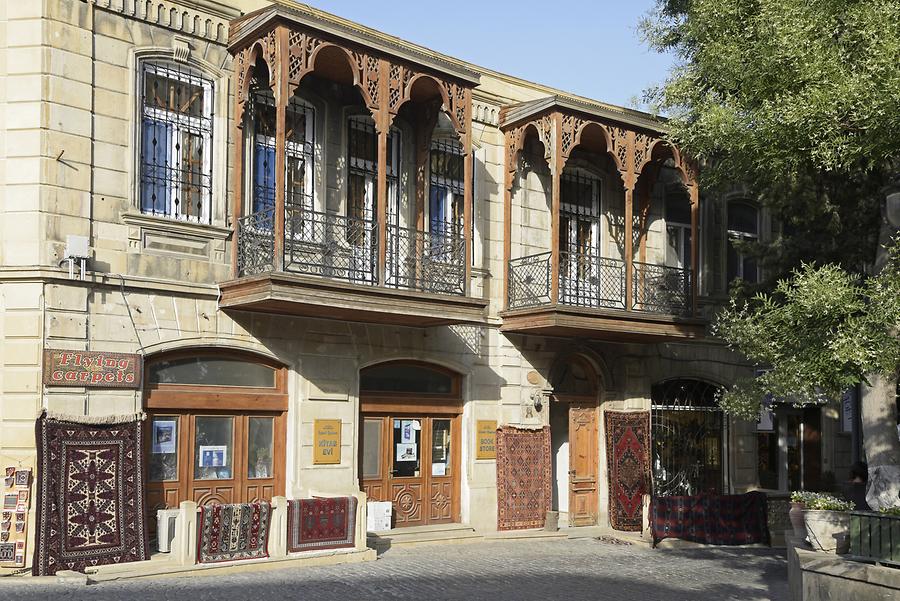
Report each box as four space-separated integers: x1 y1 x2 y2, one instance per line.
400 420 414 443
396 443 417 462
431 463 446 476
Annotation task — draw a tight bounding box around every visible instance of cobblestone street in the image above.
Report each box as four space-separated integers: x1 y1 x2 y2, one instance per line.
5 538 788 601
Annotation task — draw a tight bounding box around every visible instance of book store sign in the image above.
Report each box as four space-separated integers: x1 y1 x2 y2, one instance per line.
43 350 142 389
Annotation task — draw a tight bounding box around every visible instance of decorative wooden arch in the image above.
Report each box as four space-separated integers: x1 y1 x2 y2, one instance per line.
228 9 477 289
500 99 701 315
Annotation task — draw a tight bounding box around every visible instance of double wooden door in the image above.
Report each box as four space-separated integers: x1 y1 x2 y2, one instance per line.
567 403 599 527
146 411 286 515
360 414 460 528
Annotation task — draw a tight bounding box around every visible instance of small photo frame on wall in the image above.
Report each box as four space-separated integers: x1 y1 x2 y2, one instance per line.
0 542 13 561
4 467 14 478
14 520 24 533
15 490 28 512
2 494 16 511
1 531 8 542
3 477 12 488
14 469 30 488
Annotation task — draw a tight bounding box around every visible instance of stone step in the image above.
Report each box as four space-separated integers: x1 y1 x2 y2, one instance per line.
367 523 481 548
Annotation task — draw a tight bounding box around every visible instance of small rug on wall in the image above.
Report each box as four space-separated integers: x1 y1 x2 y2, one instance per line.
496 426 552 531
605 411 650 532
197 502 271 564
287 496 357 552
33 411 149 576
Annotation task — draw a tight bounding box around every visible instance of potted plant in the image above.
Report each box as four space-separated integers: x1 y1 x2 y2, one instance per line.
802 492 854 553
789 491 815 538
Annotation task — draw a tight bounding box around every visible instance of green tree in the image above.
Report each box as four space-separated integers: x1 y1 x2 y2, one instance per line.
642 0 900 498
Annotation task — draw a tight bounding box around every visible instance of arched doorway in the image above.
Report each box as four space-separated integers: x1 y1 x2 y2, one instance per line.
650 379 724 496
359 361 462 528
550 355 600 527
143 350 288 527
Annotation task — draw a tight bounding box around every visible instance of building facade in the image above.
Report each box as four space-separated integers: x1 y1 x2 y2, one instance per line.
0 0 860 572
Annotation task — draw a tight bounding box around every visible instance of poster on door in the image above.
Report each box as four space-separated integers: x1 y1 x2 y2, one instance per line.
396 443 417 462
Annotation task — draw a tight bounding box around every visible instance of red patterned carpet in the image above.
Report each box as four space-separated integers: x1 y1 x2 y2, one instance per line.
605 411 650 532
496 426 551 531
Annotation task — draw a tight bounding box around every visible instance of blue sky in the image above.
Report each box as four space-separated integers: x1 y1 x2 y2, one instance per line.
304 1 675 109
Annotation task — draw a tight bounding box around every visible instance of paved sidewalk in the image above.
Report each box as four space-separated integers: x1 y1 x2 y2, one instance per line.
3 537 788 601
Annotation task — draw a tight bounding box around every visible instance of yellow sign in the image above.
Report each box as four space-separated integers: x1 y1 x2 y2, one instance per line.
313 419 341 465
476 420 497 460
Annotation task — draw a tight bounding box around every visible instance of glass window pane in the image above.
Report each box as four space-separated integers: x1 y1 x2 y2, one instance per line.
194 417 233 480
247 417 274 479
392 418 421 478
149 416 178 482
727 202 759 235
360 364 453 394
363 419 382 479
431 419 451 477
757 416 779 489
149 356 275 387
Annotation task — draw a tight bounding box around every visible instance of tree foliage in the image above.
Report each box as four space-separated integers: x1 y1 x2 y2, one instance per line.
641 0 900 418
642 0 900 285
713 242 900 419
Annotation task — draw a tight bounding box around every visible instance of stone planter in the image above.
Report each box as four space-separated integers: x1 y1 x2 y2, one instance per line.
803 509 850 554
789 502 806 537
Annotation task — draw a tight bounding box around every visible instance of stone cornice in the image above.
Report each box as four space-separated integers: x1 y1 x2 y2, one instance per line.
91 0 240 45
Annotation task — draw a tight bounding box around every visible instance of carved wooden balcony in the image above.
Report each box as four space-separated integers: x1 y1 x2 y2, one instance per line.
219 4 486 327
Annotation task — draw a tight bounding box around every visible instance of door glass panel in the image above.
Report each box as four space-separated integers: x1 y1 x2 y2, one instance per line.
757 416 779 489
194 416 234 480
392 418 421 478
149 415 178 482
363 418 382 479
247 417 274 479
431 419 451 477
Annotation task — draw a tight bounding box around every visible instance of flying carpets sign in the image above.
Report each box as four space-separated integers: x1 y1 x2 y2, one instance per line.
42 350 142 389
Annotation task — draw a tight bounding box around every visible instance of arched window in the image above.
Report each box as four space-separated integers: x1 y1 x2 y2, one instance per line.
139 61 213 222
552 355 598 399
360 361 457 396
726 201 760 283
651 379 724 496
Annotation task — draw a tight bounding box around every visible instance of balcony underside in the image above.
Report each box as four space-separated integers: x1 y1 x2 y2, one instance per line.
500 304 706 342
219 272 488 327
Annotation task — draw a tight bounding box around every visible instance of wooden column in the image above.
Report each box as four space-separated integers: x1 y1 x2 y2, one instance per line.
273 26 289 272
690 184 700 316
624 185 634 311
463 89 473 296
550 113 562 305
502 134 513 311
231 58 246 279
376 126 388 285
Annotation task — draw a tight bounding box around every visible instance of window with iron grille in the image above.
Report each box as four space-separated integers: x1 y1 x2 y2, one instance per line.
559 168 602 293
429 138 465 237
347 115 398 225
139 62 213 223
249 88 315 219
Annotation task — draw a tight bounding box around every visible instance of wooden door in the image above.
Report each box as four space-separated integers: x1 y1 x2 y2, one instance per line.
360 414 460 528
568 403 599 527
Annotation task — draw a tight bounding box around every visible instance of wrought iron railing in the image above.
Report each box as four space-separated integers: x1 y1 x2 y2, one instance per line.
559 252 626 310
237 208 275 276
283 204 378 285
633 261 692 315
386 223 466 295
507 252 551 309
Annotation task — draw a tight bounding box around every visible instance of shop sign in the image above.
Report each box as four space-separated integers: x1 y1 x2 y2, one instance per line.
313 419 341 465
42 350 142 389
476 420 497 460
840 388 856 433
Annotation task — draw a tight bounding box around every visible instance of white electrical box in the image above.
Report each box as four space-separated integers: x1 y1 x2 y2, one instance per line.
65 235 90 259
156 509 179 552
366 501 392 532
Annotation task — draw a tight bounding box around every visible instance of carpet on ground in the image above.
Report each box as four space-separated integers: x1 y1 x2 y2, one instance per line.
650 492 770 546
496 425 551 531
287 496 357 552
197 502 271 563
33 410 149 576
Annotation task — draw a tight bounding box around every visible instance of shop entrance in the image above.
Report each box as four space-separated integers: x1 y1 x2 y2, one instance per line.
144 351 287 533
359 362 462 528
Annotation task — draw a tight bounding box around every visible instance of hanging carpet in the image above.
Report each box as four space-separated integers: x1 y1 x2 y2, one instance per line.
650 492 770 547
33 411 149 576
496 426 552 531
197 501 271 564
605 411 650 532
287 496 357 553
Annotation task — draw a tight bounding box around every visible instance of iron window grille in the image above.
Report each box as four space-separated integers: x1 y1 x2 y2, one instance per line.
559 168 606 306
139 62 213 223
428 138 465 238
650 379 726 497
